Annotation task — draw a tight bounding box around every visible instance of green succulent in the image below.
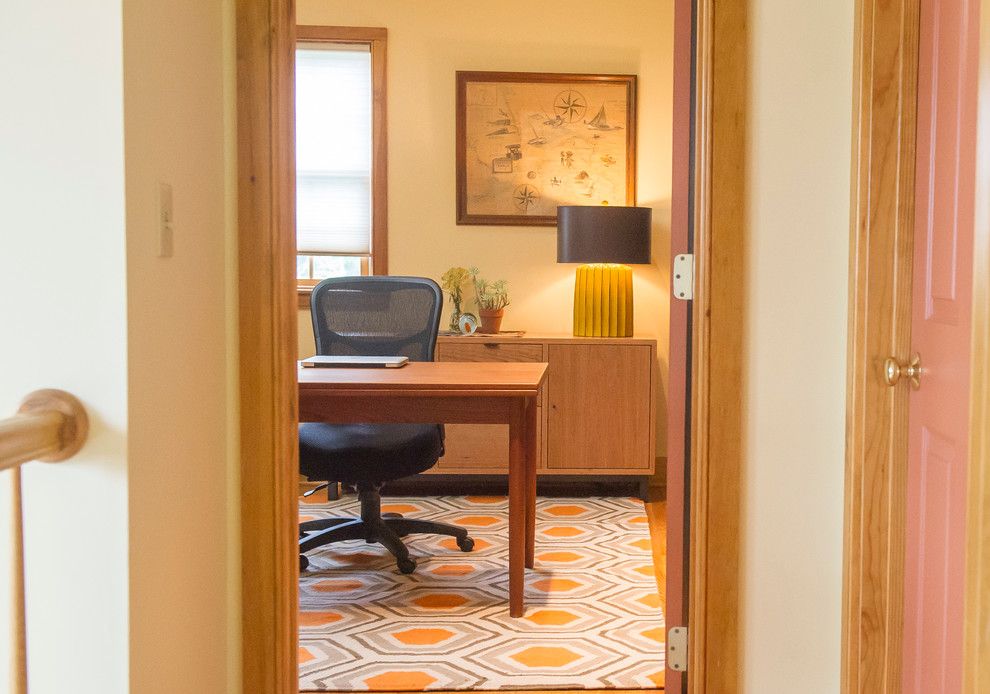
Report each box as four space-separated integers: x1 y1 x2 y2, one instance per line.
469 267 510 310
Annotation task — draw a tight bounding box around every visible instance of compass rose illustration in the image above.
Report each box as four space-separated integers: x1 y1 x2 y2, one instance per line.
553 89 587 123
512 184 540 212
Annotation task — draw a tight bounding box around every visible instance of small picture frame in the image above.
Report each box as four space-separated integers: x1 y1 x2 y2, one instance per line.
456 71 637 226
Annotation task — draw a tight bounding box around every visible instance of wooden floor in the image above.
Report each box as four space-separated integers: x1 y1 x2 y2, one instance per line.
299 489 668 693
351 691 658 694
644 493 667 690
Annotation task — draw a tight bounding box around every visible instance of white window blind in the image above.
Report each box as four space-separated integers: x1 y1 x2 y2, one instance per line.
295 43 373 255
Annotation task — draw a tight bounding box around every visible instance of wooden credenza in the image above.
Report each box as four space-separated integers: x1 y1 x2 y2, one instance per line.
432 334 657 477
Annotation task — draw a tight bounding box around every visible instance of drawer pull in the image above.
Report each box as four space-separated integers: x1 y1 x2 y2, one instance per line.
483 343 499 349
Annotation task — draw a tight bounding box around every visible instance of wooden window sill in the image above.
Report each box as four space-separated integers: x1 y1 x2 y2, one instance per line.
297 284 316 309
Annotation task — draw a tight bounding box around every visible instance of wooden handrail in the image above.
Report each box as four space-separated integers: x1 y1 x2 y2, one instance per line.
2 389 88 694
0 390 88 473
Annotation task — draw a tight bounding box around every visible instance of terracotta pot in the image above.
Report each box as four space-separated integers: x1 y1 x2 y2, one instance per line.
478 308 505 334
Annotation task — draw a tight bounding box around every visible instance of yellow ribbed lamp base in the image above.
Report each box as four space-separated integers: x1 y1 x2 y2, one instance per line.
573 264 634 337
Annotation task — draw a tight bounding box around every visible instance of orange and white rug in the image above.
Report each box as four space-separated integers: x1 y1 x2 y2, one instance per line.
298 495 665 691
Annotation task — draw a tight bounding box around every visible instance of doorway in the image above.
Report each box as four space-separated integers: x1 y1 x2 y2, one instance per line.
290 3 674 692
234 1 765 693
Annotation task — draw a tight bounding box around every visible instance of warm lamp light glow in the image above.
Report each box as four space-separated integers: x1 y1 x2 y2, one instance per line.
573 263 634 337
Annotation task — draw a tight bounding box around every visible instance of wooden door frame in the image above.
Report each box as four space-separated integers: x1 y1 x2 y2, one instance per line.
235 0 745 692
685 0 745 690
964 0 990 688
236 0 298 692
841 0 920 690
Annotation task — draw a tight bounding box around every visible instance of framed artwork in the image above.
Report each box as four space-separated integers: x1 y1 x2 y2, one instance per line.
456 71 637 226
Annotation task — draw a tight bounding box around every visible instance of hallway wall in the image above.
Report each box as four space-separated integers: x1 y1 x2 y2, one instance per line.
741 1 854 690
0 1 239 692
123 0 238 691
0 3 129 691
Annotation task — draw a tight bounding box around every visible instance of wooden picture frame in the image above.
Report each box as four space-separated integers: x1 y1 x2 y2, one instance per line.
455 71 637 226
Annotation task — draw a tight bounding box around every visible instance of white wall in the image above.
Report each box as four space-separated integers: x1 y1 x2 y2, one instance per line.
0 3 130 692
741 1 853 691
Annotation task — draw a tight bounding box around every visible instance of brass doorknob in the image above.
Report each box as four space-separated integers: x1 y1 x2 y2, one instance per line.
883 353 922 389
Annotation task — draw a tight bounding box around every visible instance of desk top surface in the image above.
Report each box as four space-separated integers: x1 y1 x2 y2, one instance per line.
298 361 547 392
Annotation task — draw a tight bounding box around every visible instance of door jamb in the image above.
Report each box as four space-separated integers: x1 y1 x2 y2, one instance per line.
964 0 990 687
841 0 920 690
686 0 745 690
236 0 298 692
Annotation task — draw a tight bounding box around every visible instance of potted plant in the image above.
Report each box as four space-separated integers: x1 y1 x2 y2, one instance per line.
470 267 510 334
440 266 472 332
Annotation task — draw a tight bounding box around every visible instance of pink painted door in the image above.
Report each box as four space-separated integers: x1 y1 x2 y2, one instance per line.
665 0 692 690
902 0 979 691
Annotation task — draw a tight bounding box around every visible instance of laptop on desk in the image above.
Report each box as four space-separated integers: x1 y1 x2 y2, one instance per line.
299 355 409 368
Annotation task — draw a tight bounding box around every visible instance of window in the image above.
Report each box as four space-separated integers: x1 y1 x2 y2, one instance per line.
295 27 387 301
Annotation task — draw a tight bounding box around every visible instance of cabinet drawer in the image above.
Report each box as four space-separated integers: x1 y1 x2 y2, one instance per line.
437 341 544 363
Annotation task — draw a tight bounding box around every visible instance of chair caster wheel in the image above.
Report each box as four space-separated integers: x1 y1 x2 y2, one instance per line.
397 557 417 574
299 554 309 572
457 536 475 552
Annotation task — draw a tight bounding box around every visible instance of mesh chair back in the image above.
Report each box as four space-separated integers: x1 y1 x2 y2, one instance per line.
310 276 443 361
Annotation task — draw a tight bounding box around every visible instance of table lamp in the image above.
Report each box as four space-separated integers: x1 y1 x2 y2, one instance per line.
556 205 652 337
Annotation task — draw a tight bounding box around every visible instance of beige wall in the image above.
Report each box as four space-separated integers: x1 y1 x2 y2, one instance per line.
1 3 130 691
123 0 238 692
297 0 674 450
741 0 853 690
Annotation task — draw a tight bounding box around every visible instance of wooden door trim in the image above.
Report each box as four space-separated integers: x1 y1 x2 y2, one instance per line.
687 0 745 690
842 0 920 691
964 0 990 687
236 0 299 692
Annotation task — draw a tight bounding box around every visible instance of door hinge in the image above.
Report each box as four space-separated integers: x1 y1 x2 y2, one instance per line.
673 254 694 301
667 626 688 671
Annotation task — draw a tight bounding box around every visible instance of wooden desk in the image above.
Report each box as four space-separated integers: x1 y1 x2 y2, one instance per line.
298 361 548 617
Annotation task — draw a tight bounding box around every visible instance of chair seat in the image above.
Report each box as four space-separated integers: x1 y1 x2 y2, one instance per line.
298 423 444 484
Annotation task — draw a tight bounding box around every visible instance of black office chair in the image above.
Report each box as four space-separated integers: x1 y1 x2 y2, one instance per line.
298 276 474 574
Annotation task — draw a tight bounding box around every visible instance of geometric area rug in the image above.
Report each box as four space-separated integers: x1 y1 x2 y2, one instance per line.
298 495 665 691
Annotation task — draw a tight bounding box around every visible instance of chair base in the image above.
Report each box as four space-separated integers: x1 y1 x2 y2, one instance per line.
299 484 474 574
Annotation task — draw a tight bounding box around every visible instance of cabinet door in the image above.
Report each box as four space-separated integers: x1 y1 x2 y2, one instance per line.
546 344 653 472
433 341 544 473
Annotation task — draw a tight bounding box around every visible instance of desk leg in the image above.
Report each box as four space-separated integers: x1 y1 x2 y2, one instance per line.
525 397 537 569
508 401 526 618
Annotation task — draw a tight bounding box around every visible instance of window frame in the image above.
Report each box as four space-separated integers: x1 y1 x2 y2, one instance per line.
295 25 388 308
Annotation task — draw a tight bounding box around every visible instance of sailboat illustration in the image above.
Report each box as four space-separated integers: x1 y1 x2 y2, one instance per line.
527 122 547 145
586 104 623 131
